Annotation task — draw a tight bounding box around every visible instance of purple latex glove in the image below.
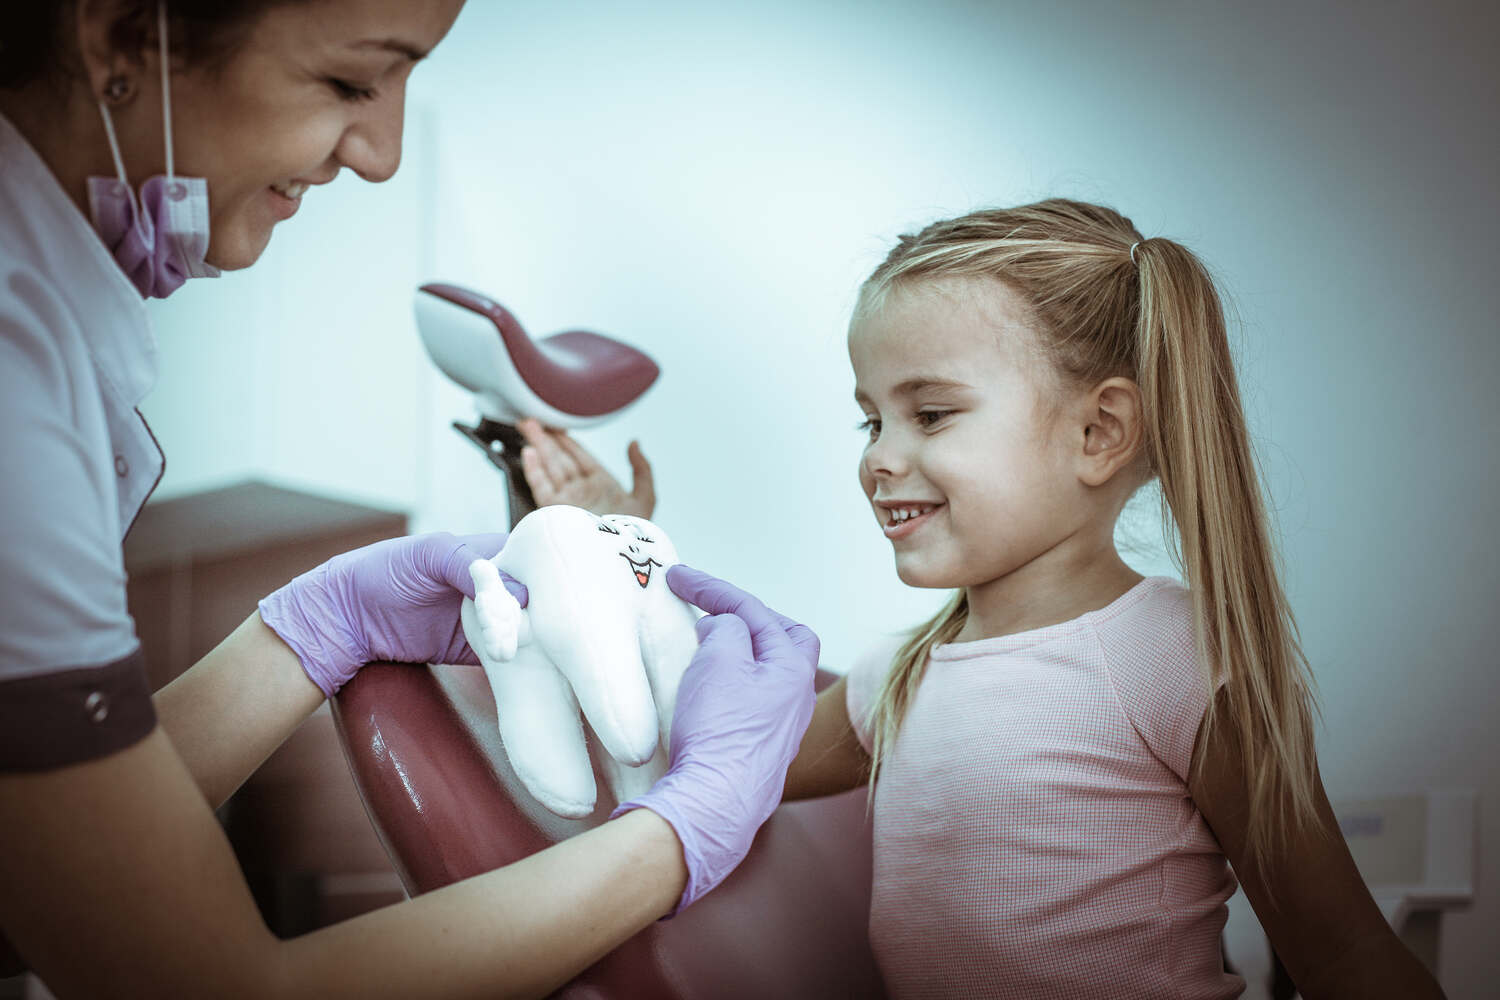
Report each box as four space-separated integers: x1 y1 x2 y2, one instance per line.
258 532 528 697
612 564 818 915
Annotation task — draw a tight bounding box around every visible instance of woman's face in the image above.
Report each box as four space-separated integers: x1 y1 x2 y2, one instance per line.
104 0 466 269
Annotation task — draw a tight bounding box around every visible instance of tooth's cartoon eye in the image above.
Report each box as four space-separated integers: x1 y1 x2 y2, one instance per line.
597 522 621 535
632 530 654 543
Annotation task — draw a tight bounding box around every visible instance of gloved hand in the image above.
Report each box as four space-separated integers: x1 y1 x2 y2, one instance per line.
612 564 818 914
258 532 528 697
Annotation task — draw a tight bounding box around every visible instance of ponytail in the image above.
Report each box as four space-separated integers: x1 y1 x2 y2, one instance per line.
1134 238 1320 872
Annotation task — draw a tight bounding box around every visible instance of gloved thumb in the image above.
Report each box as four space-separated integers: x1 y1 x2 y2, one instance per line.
778 618 821 668
693 612 752 662
438 534 528 607
459 532 527 607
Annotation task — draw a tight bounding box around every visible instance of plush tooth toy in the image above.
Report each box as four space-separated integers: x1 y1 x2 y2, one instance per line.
461 504 701 818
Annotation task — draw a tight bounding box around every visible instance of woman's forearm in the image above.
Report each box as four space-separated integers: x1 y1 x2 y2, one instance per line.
275 808 686 1000
153 614 692 997
1 730 685 999
152 612 325 809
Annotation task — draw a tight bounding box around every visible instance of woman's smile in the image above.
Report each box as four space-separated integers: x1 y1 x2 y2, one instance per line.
267 184 304 220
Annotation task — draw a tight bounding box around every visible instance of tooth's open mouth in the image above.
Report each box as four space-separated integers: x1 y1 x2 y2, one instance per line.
885 504 939 527
620 553 661 588
271 180 309 199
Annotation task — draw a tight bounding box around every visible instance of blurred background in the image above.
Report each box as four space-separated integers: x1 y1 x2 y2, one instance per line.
136 0 1496 993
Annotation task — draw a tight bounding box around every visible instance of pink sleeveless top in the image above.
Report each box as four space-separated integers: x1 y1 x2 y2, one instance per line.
846 577 1242 999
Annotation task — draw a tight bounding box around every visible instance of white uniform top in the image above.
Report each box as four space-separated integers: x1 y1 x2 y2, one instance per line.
0 111 163 770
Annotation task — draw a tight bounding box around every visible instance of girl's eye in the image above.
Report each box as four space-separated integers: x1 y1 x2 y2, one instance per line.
328 78 378 102
855 417 881 439
917 409 954 428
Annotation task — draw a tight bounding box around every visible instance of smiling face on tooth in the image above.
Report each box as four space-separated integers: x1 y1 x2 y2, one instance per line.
849 277 1085 591
595 514 671 590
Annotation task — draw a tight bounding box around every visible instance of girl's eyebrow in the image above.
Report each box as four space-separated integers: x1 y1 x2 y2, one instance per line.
854 377 973 404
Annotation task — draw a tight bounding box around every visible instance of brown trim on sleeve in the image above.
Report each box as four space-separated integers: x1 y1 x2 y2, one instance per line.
0 648 157 772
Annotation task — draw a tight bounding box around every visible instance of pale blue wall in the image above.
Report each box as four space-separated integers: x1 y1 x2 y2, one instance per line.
142 1 1498 990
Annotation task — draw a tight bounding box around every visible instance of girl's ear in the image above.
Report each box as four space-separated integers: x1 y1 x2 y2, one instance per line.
1077 376 1144 488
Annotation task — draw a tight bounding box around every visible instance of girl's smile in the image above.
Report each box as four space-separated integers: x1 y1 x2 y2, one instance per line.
875 500 946 540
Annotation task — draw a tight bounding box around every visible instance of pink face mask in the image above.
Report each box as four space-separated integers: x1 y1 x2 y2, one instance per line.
86 2 219 300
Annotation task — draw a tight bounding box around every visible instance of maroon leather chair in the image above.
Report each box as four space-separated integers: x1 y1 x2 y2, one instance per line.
332 663 886 998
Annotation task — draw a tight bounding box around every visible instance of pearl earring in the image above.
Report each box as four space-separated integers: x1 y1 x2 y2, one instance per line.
103 76 132 104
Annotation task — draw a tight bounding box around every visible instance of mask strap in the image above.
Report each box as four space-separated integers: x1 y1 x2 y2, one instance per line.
157 1 175 184
95 100 132 185
95 99 148 240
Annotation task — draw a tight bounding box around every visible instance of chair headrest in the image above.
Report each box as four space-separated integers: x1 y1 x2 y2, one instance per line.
415 283 660 428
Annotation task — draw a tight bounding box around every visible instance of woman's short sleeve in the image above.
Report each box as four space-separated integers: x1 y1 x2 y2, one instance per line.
0 277 156 771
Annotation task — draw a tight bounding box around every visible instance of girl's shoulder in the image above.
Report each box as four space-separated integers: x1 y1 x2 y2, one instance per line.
1094 577 1211 779
842 632 910 749
847 632 910 677
1093 575 1196 647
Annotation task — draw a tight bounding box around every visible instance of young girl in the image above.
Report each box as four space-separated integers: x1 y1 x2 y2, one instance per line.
782 199 1445 999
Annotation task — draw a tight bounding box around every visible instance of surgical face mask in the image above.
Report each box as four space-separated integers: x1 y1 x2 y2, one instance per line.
87 2 219 300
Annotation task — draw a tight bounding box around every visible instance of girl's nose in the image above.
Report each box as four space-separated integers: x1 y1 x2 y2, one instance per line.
862 432 909 481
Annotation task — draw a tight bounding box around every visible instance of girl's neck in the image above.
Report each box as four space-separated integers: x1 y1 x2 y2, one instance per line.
954 543 1145 643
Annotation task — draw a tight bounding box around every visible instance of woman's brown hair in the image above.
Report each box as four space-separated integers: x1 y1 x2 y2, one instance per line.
0 1 305 91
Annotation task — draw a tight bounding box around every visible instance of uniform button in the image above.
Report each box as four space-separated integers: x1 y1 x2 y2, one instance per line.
84 691 110 723
114 455 129 477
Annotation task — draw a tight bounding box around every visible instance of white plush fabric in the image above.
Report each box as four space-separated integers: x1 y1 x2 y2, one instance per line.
461 505 701 818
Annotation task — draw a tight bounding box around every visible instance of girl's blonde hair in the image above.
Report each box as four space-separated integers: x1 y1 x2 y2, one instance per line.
860 198 1319 872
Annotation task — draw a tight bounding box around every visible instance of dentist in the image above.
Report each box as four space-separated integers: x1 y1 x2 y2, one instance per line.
0 2 816 997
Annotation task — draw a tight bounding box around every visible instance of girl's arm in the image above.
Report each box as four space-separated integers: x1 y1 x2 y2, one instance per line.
1189 696 1446 999
0 727 685 1000
782 675 872 801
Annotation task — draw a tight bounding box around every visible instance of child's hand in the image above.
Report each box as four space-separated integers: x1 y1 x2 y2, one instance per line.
517 417 656 519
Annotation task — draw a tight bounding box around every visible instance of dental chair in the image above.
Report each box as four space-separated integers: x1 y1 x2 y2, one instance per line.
330 285 886 998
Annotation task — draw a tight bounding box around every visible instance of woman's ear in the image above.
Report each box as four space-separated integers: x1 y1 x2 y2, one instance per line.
73 0 155 104
1077 376 1144 488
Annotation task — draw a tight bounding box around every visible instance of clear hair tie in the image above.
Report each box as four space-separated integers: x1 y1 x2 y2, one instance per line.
1129 241 1142 265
